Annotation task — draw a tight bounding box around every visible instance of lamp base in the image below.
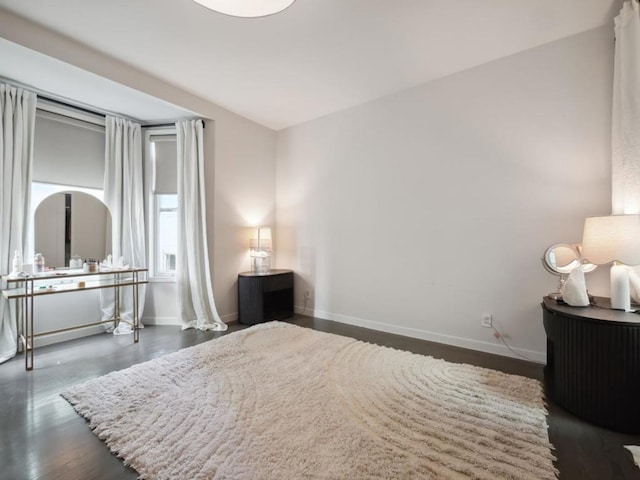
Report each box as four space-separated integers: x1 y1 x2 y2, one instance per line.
251 256 271 274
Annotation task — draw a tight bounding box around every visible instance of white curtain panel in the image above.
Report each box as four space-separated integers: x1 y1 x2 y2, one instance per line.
101 116 146 334
176 119 226 331
0 84 36 364
613 0 640 214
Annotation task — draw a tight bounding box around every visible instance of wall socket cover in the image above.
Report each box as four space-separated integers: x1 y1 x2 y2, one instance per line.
481 314 492 327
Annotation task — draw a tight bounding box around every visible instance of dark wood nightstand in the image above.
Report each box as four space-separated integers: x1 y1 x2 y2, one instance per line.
238 269 294 325
542 296 640 433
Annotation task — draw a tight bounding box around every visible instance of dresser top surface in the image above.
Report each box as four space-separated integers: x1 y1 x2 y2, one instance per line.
543 296 640 324
238 269 292 277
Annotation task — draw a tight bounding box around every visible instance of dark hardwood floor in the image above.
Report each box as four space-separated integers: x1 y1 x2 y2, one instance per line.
1 315 639 479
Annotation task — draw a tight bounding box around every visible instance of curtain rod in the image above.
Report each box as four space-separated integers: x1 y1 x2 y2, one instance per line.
2 76 144 125
2 76 205 128
144 123 174 129
39 95 106 119
0 76 130 121
144 121 206 129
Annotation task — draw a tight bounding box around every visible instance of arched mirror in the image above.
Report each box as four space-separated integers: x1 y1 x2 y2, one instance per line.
34 191 112 268
542 243 596 299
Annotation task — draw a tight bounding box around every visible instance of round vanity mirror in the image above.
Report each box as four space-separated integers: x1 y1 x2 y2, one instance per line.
543 244 580 275
542 243 596 300
542 243 597 275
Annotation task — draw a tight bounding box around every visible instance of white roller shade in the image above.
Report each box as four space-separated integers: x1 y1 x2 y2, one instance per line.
33 110 105 189
151 134 177 194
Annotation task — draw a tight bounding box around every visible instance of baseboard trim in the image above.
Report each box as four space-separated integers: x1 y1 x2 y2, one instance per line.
31 313 238 347
34 325 106 348
221 312 239 324
142 313 239 327
142 316 180 326
294 305 545 364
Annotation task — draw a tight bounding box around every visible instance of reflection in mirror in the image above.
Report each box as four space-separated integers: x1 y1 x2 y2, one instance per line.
544 244 580 275
34 191 112 268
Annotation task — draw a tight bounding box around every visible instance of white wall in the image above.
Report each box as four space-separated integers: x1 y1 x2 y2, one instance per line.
0 11 276 340
276 27 613 362
0 10 614 359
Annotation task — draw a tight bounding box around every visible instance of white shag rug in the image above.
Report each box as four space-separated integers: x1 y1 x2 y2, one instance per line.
625 445 640 469
62 322 557 479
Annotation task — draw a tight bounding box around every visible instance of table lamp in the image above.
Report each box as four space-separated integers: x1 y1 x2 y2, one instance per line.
250 227 272 274
581 215 640 311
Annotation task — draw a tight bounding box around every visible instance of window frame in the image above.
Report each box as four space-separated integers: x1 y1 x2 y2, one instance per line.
144 127 178 282
153 193 178 279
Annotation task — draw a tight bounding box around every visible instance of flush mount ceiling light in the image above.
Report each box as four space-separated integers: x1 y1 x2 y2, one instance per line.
192 0 296 18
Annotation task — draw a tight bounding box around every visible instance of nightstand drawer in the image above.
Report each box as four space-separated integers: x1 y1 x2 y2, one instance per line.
262 271 293 292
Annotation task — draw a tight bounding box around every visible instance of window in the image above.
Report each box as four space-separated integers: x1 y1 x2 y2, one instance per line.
155 194 177 277
145 128 178 280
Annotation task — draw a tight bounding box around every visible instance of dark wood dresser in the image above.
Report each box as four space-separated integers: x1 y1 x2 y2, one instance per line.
238 269 294 325
542 296 640 433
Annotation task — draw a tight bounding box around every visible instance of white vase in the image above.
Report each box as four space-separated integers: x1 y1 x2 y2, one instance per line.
562 267 589 307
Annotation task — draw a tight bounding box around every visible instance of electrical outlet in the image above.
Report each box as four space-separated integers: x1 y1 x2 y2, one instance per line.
305 289 311 300
481 313 493 328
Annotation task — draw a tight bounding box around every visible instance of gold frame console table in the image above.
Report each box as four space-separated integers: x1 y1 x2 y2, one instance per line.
2 267 148 371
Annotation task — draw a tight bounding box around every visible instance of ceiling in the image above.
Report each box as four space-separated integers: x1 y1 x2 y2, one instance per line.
0 0 623 130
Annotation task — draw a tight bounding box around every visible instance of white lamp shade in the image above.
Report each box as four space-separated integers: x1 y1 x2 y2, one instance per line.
250 227 272 251
192 0 295 17
581 215 640 266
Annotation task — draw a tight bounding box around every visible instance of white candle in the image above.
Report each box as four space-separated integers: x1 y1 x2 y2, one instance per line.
610 263 632 311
